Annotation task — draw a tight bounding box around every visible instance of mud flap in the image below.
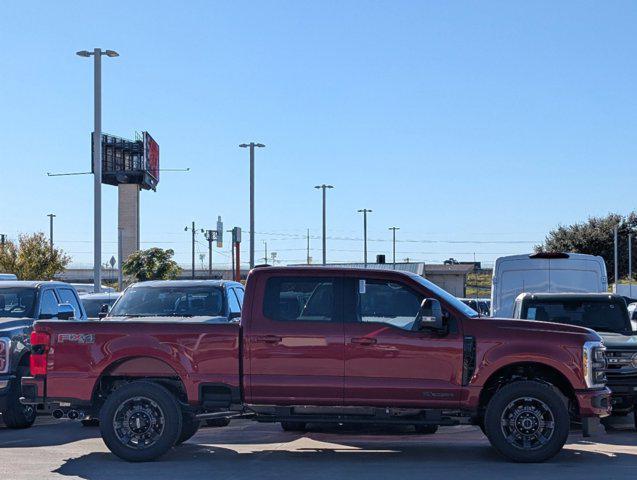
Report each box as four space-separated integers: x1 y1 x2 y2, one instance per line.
582 417 604 437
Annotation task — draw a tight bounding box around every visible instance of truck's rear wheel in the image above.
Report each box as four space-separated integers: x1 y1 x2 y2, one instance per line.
3 367 36 429
484 381 569 463
99 381 182 462
206 418 231 427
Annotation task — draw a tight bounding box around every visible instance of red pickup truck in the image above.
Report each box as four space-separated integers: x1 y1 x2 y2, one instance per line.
22 267 610 463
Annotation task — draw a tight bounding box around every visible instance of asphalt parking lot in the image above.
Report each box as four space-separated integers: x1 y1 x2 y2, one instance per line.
1 416 636 480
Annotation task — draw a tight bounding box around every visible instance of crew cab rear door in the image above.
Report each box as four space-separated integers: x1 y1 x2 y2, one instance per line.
343 275 464 408
245 273 344 405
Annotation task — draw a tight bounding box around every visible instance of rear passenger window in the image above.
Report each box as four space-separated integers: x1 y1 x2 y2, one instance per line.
263 277 336 322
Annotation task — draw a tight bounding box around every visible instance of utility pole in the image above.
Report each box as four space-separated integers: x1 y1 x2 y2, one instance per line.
47 214 56 255
629 232 633 293
185 221 197 279
388 226 399 269
614 224 619 286
358 209 372 267
204 229 215 278
239 142 265 269
117 228 123 291
314 185 333 265
306 228 311 264
263 241 268 264
76 47 119 293
227 229 234 280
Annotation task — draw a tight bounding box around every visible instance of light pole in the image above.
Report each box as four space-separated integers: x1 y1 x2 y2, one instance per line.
314 185 333 265
614 224 619 286
47 214 56 255
185 222 197 279
358 209 372 267
239 142 265 269
389 226 399 269
77 48 119 293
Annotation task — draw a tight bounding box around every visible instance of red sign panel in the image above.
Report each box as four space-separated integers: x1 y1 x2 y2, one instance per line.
144 132 160 182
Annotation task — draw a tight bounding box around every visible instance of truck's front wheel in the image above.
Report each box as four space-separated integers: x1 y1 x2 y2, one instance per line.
484 381 569 463
99 381 182 462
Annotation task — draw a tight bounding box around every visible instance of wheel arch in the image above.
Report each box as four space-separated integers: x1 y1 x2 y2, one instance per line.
477 361 578 417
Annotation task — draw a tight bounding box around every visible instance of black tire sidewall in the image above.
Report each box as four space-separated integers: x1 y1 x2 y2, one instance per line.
484 381 570 463
99 381 182 462
281 421 307 432
176 413 200 445
3 367 36 429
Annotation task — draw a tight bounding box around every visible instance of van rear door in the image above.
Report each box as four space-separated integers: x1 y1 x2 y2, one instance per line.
548 257 606 293
493 257 549 318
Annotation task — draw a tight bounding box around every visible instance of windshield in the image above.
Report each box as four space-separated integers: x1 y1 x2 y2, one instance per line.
0 288 37 318
522 299 631 334
81 296 119 318
109 286 225 318
410 274 479 317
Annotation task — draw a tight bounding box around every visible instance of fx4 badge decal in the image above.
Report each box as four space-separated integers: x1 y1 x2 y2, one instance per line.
57 333 95 344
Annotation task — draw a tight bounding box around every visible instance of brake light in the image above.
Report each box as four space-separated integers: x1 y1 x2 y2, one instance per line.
30 331 51 376
0 339 8 373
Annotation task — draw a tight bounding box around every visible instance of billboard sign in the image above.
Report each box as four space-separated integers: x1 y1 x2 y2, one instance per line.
143 131 160 183
216 216 224 248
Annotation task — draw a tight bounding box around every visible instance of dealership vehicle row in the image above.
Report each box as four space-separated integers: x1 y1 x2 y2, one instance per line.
1 252 637 464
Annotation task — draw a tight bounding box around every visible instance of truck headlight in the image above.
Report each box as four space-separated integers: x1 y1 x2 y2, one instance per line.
583 341 606 388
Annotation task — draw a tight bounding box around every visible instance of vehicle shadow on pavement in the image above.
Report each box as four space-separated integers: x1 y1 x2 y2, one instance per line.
0 420 100 448
52 432 637 480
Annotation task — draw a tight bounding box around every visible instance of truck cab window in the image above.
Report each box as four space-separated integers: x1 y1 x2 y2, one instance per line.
357 279 423 330
263 277 335 322
57 288 81 318
39 290 59 319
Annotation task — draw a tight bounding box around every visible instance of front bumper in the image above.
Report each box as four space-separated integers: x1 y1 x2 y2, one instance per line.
606 378 637 412
576 387 612 417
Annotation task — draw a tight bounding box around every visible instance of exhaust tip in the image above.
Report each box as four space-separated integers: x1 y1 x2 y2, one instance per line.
67 410 79 420
52 409 65 419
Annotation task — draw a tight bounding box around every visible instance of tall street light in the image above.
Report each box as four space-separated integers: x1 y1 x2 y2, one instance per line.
389 226 399 269
357 209 372 267
314 184 333 265
77 48 119 293
47 214 56 255
239 142 265 269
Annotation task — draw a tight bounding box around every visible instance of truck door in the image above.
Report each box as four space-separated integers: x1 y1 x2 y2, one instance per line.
343 276 464 408
245 274 344 405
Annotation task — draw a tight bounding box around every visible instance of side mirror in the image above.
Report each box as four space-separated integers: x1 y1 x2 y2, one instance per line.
57 303 75 321
414 298 444 331
98 304 110 319
229 311 241 322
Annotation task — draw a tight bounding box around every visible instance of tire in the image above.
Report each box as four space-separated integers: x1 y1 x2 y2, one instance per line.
206 417 231 427
99 381 183 462
634 409 637 432
3 367 36 429
81 418 100 427
484 381 569 463
414 424 439 434
281 421 307 432
176 413 200 445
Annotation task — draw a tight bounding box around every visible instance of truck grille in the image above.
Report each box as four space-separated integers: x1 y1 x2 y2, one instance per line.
605 349 637 377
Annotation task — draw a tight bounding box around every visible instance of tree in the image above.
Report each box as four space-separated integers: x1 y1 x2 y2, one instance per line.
536 212 637 283
122 247 181 282
0 232 71 280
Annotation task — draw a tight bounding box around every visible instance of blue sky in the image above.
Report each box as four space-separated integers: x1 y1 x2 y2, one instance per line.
1 1 636 269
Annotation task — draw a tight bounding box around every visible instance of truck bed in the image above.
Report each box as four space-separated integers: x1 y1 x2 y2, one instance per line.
35 320 241 405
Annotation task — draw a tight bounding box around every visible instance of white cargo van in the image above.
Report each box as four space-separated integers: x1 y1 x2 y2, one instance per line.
491 253 608 318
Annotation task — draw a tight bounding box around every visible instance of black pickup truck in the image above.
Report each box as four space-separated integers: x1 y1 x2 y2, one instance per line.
513 292 637 428
0 280 85 428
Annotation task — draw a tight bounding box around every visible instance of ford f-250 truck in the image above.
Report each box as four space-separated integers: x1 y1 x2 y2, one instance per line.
21 267 611 463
